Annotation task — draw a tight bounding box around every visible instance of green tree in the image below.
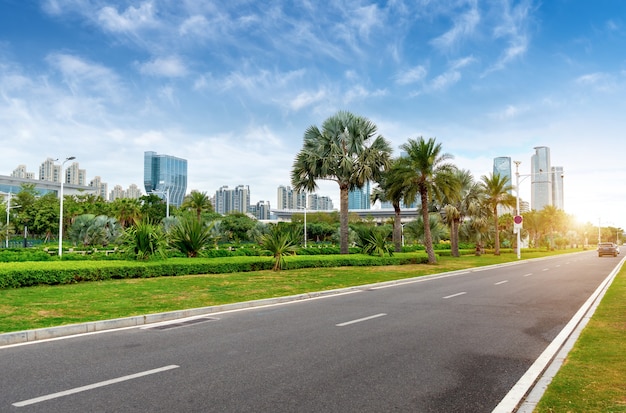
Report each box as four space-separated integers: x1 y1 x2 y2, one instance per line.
169 217 215 257
260 224 298 271
31 192 60 241
13 184 38 235
440 169 480 257
291 111 392 254
182 190 214 221
220 212 257 243
111 198 142 228
354 226 393 257
140 194 167 223
394 137 456 263
405 214 449 245
124 219 167 260
371 158 408 252
68 214 122 246
479 172 516 255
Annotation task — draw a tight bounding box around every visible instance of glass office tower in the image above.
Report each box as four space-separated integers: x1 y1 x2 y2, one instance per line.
531 146 552 211
143 151 188 207
493 156 512 191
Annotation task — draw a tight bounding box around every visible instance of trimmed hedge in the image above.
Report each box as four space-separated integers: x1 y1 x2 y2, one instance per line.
0 253 431 289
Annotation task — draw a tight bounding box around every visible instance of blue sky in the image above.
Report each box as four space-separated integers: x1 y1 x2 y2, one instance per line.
1 0 625 229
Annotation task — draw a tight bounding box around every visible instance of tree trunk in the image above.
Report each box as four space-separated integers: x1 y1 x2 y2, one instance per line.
393 204 402 252
451 219 459 257
493 207 500 256
421 190 436 264
339 185 349 254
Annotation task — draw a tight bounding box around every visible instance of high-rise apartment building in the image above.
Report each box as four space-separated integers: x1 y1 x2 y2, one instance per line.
143 151 187 207
109 185 125 201
11 165 34 179
277 185 306 210
89 176 108 199
126 184 142 199
39 158 61 182
308 194 334 211
214 185 250 214
65 162 87 186
251 200 271 220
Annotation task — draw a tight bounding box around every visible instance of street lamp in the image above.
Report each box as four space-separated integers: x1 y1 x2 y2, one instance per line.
298 205 307 248
2 192 20 248
58 156 76 257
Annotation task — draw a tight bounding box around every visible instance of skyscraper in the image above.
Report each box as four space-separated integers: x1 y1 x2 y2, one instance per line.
531 146 552 211
348 181 371 210
493 156 512 190
552 166 564 210
143 151 188 207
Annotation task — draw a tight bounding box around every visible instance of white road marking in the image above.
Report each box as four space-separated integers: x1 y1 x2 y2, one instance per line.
336 313 386 327
442 292 467 299
523 273 533 277
13 365 180 407
542 268 549 271
494 280 508 285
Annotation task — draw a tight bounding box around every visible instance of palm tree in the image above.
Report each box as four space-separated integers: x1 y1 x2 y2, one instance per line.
169 217 215 257
394 137 456 263
111 198 142 228
260 224 298 271
291 111 392 254
371 158 407 252
441 169 481 257
182 190 213 221
480 173 516 255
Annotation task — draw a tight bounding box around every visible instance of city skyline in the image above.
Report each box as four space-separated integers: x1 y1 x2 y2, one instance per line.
1 2 625 227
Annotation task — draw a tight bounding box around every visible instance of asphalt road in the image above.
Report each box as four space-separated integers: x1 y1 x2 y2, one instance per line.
0 251 620 413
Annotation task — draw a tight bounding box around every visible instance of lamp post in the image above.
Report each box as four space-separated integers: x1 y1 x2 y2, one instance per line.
514 161 523 259
298 205 307 248
58 156 76 257
3 192 20 248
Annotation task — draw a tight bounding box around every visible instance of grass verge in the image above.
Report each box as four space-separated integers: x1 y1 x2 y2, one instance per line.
534 263 626 412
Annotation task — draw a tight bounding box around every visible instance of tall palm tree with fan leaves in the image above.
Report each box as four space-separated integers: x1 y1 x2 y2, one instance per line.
291 111 392 254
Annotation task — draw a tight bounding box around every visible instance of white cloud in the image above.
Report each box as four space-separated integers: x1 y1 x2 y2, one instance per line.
289 89 327 111
395 66 427 85
138 56 188 78
97 2 159 33
45 52 123 100
431 5 480 51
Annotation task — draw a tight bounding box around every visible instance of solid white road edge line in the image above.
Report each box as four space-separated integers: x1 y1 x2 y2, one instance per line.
13 365 180 407
336 313 387 327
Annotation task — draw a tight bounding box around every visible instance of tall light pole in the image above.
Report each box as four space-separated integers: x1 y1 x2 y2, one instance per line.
3 192 19 248
514 161 523 260
58 156 76 257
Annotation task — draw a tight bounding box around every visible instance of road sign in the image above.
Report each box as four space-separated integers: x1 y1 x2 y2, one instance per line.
514 215 523 231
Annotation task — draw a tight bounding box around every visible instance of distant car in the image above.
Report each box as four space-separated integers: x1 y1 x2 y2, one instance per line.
598 242 618 257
